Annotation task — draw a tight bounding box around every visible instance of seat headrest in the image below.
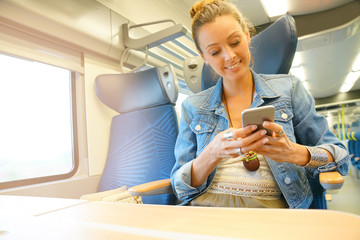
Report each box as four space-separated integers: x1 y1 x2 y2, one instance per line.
250 14 297 74
95 64 178 113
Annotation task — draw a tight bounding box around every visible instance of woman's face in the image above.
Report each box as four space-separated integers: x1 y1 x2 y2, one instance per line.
197 15 251 82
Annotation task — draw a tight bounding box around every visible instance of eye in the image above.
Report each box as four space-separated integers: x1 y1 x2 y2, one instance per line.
211 50 220 56
208 48 220 56
230 40 240 47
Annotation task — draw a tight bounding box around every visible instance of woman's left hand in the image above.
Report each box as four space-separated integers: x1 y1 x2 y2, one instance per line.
243 121 309 165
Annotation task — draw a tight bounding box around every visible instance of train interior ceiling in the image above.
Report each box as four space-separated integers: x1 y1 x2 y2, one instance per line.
0 0 360 215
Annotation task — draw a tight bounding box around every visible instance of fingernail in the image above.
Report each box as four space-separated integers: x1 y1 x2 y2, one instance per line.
251 125 257 130
263 138 269 144
263 121 269 127
261 130 267 135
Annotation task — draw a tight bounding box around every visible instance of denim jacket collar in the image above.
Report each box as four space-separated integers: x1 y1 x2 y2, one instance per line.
200 69 281 112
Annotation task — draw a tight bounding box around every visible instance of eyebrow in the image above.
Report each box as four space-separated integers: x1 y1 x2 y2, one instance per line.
205 31 241 49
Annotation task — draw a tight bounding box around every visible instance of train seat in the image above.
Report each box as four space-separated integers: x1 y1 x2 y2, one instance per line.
92 64 179 205
128 15 345 209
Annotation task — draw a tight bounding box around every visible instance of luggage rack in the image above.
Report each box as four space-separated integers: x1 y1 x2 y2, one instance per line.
121 19 198 94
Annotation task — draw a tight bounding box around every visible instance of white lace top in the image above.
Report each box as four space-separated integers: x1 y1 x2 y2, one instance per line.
191 154 288 208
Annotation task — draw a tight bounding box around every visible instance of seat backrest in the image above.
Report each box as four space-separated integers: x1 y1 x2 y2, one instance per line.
95 65 179 205
183 15 297 93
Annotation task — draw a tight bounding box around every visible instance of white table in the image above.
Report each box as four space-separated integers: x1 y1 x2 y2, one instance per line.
1 195 360 239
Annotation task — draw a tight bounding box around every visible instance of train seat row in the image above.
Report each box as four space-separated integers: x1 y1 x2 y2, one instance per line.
347 131 360 178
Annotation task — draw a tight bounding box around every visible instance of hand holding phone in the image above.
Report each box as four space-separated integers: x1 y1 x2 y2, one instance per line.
241 105 275 136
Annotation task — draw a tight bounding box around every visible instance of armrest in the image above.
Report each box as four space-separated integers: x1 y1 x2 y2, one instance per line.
319 172 344 190
128 179 173 196
128 172 344 196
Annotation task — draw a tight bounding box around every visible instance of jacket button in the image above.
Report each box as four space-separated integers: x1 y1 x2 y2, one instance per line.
281 113 288 119
284 177 291 184
195 124 201 131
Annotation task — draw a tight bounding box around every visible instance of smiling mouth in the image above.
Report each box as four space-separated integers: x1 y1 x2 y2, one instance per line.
225 59 241 70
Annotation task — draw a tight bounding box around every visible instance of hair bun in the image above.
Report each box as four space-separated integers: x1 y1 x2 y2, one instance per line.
190 1 204 19
189 7 198 19
190 0 225 18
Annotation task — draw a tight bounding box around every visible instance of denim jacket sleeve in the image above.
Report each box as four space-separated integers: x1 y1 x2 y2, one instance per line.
290 76 350 177
170 98 209 203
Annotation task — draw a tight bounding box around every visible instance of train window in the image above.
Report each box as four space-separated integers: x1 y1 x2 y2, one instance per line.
0 53 77 188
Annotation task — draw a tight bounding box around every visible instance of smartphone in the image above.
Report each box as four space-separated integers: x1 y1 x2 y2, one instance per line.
241 105 275 135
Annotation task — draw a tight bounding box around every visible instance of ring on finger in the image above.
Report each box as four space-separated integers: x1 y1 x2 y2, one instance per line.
276 128 285 137
236 147 242 156
224 131 234 140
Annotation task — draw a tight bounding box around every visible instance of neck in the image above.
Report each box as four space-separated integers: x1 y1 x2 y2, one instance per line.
222 71 254 128
222 69 253 97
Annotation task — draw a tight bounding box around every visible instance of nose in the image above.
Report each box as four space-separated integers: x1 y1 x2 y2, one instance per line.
223 46 236 61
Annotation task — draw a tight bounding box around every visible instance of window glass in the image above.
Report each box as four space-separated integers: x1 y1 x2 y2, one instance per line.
0 53 74 183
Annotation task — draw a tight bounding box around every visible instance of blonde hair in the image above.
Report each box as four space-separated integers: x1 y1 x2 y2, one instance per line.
190 0 255 53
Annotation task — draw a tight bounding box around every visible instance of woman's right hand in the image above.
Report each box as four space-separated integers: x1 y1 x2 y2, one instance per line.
205 125 269 163
190 124 267 187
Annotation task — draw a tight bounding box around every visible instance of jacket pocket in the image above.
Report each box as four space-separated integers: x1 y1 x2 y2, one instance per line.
190 116 216 152
273 100 294 123
271 100 295 142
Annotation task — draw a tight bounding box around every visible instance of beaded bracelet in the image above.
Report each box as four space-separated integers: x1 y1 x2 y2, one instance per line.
304 146 328 168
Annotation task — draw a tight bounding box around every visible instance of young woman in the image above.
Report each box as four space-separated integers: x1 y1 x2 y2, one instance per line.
170 0 349 208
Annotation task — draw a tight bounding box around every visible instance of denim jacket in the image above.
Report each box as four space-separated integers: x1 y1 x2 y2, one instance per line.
171 69 350 209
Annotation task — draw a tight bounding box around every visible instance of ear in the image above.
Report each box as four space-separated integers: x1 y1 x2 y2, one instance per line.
198 50 208 65
246 30 251 46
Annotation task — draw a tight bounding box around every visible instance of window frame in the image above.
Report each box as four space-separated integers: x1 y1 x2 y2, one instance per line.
0 15 86 189
0 57 80 190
